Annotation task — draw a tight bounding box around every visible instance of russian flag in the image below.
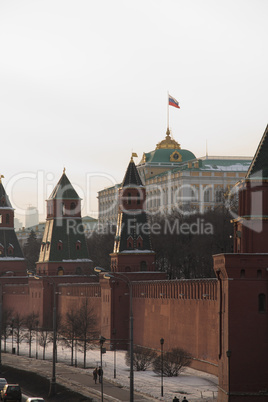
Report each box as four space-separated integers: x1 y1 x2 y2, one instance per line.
169 95 180 109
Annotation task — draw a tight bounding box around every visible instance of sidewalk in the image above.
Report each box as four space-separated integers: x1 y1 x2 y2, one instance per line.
2 353 157 402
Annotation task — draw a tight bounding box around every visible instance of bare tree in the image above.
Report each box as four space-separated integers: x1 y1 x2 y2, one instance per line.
153 347 192 377
125 345 157 371
60 308 80 366
76 299 97 368
39 328 50 360
13 313 25 356
24 312 39 358
2 309 13 352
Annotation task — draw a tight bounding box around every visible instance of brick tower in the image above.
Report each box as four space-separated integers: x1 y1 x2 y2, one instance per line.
110 155 155 272
99 156 166 347
36 169 92 276
0 176 27 276
214 125 268 401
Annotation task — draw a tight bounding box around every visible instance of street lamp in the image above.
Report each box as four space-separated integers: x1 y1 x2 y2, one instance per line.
29 273 57 396
226 350 232 400
160 338 164 397
94 267 134 402
99 335 106 402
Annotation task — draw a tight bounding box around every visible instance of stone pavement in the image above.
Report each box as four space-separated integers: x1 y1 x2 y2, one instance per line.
2 353 158 402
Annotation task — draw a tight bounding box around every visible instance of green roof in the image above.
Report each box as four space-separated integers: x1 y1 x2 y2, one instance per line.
49 172 81 200
143 148 196 164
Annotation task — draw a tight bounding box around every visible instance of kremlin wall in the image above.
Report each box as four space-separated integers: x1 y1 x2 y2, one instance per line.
0 126 267 401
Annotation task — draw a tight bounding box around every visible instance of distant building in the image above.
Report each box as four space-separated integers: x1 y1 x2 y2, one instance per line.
25 206 39 228
98 129 252 223
14 217 23 231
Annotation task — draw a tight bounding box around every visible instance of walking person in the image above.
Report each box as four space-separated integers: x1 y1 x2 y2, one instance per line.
98 366 103 383
182 397 188 402
173 397 179 402
93 367 98 384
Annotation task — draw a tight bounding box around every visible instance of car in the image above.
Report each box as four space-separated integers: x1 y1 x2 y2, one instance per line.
1 384 21 402
0 379 7 391
25 399 45 402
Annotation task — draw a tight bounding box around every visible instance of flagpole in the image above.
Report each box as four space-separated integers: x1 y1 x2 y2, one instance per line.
167 91 169 130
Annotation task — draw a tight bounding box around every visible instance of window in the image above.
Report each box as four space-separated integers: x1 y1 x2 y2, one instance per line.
6 214 10 224
57 267 64 276
57 241 63 251
140 261 147 271
258 293 266 312
240 269 245 278
204 189 210 202
128 192 131 205
127 236 133 249
75 267 82 275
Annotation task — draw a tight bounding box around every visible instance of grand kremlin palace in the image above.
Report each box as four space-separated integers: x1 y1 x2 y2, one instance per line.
98 129 252 224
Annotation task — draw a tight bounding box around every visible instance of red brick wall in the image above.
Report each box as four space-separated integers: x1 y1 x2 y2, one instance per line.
132 280 218 375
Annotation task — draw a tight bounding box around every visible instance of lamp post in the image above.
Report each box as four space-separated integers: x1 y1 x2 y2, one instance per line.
95 267 134 402
160 338 164 397
99 335 106 402
11 317 14 353
226 350 232 401
35 320 39 360
29 273 57 396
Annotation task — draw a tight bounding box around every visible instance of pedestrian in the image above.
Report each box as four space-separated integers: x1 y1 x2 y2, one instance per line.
182 397 188 402
93 367 98 384
173 397 179 402
98 366 103 383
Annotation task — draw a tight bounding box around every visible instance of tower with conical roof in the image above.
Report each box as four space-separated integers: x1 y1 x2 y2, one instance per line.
233 124 268 253
213 124 268 401
36 170 92 276
110 155 155 272
0 176 27 276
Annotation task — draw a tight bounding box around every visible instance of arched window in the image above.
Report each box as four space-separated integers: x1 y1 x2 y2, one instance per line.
57 267 64 276
204 189 210 202
57 241 63 251
76 240 81 250
140 261 147 271
240 269 245 278
258 293 266 312
8 244 14 255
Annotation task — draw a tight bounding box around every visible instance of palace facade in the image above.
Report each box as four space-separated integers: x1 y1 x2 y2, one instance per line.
98 129 252 224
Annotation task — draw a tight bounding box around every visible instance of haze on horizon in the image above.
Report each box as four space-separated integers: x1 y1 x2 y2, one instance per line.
0 0 267 224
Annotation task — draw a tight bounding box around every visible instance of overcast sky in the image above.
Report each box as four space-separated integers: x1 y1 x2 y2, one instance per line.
0 0 267 224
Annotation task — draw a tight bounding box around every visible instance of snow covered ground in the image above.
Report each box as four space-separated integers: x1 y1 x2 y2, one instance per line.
4 338 218 401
